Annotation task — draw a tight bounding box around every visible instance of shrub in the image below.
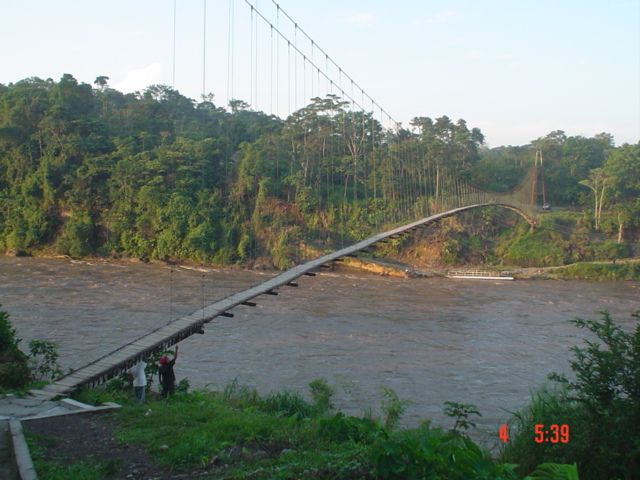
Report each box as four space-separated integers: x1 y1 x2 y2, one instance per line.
259 390 313 418
0 306 30 389
556 262 640 280
370 423 519 480
316 412 381 443
500 387 586 476
502 230 567 267
380 387 410 431
309 378 334 415
593 240 631 261
503 311 640 480
443 401 481 434
0 306 21 353
175 378 190 394
0 356 31 389
55 211 94 258
28 339 63 381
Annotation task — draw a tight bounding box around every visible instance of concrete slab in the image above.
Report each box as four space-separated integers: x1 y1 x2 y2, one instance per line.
10 420 37 480
0 394 118 421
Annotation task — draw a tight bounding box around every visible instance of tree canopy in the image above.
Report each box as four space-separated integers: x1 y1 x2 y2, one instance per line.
0 74 637 266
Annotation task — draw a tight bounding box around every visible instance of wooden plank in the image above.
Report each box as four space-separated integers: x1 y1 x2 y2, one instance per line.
41 385 70 395
51 378 79 388
28 389 56 398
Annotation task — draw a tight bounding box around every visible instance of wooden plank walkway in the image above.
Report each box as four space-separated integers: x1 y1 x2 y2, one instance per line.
30 203 506 401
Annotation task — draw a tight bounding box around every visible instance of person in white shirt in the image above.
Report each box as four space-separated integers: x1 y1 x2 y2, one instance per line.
128 360 148 404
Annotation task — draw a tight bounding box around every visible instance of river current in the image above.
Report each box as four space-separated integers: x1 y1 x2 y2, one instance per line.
1 256 639 446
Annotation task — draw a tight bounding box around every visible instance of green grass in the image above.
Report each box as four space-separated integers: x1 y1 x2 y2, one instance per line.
553 262 640 280
114 388 522 479
32 459 119 480
115 389 308 470
59 381 581 478
0 380 48 396
499 387 586 477
500 229 568 267
28 379 584 479
27 435 120 480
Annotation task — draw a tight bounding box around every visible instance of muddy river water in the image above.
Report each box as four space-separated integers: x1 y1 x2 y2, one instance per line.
1 256 639 446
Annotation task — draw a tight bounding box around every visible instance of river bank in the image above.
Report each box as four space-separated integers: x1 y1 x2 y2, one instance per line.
7 249 640 282
336 254 640 281
23 382 575 480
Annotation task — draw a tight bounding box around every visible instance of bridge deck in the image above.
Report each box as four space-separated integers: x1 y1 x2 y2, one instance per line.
31 203 504 401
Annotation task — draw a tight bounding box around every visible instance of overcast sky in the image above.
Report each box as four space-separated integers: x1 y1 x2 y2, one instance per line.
2 0 639 147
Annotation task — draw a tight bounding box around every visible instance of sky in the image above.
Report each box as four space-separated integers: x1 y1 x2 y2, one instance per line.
2 0 639 147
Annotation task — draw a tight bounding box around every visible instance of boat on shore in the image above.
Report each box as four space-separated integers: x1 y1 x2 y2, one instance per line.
446 269 515 280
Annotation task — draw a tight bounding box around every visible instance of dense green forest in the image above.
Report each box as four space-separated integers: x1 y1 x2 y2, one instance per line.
1 74 638 268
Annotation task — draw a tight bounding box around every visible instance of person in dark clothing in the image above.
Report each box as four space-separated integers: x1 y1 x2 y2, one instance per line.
158 345 178 398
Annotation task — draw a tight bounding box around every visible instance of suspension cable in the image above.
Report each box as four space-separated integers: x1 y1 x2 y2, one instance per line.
268 0 398 126
202 0 207 99
172 0 177 87
242 0 384 116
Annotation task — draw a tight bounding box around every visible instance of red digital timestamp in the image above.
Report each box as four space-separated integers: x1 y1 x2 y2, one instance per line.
497 424 570 444
534 424 570 444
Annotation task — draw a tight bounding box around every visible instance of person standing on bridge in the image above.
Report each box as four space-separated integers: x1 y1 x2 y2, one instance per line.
158 345 178 398
127 359 148 404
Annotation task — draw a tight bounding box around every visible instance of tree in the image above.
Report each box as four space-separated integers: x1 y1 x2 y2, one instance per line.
94 75 109 90
0 307 30 389
579 168 608 230
603 143 640 241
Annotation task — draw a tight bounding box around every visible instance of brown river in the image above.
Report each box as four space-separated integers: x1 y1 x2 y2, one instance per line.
1 256 639 447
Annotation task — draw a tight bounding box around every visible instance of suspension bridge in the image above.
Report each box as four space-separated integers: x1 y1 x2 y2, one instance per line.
30 199 536 401
25 0 545 401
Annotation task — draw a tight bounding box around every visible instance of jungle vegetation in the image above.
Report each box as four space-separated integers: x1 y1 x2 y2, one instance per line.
0 75 638 268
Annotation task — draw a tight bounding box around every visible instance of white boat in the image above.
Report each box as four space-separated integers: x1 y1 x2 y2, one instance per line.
446 269 514 281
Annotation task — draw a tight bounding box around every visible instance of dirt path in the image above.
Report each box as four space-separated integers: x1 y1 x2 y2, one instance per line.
24 413 215 480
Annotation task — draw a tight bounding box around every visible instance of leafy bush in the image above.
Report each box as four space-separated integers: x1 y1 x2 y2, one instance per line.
503 312 640 480
55 211 94 258
29 339 63 380
441 238 462 265
370 423 519 480
0 306 21 353
316 412 381 443
259 390 313 418
0 355 31 389
0 306 30 389
175 378 190 394
443 401 481 434
501 229 568 267
592 240 631 261
380 387 410 430
500 387 586 476
309 378 334 415
0 306 68 391
524 463 579 480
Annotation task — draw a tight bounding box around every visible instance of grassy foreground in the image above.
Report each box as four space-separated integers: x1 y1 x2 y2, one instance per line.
24 379 581 480
551 260 640 280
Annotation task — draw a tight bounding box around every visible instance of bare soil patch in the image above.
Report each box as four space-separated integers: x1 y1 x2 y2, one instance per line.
24 413 214 479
